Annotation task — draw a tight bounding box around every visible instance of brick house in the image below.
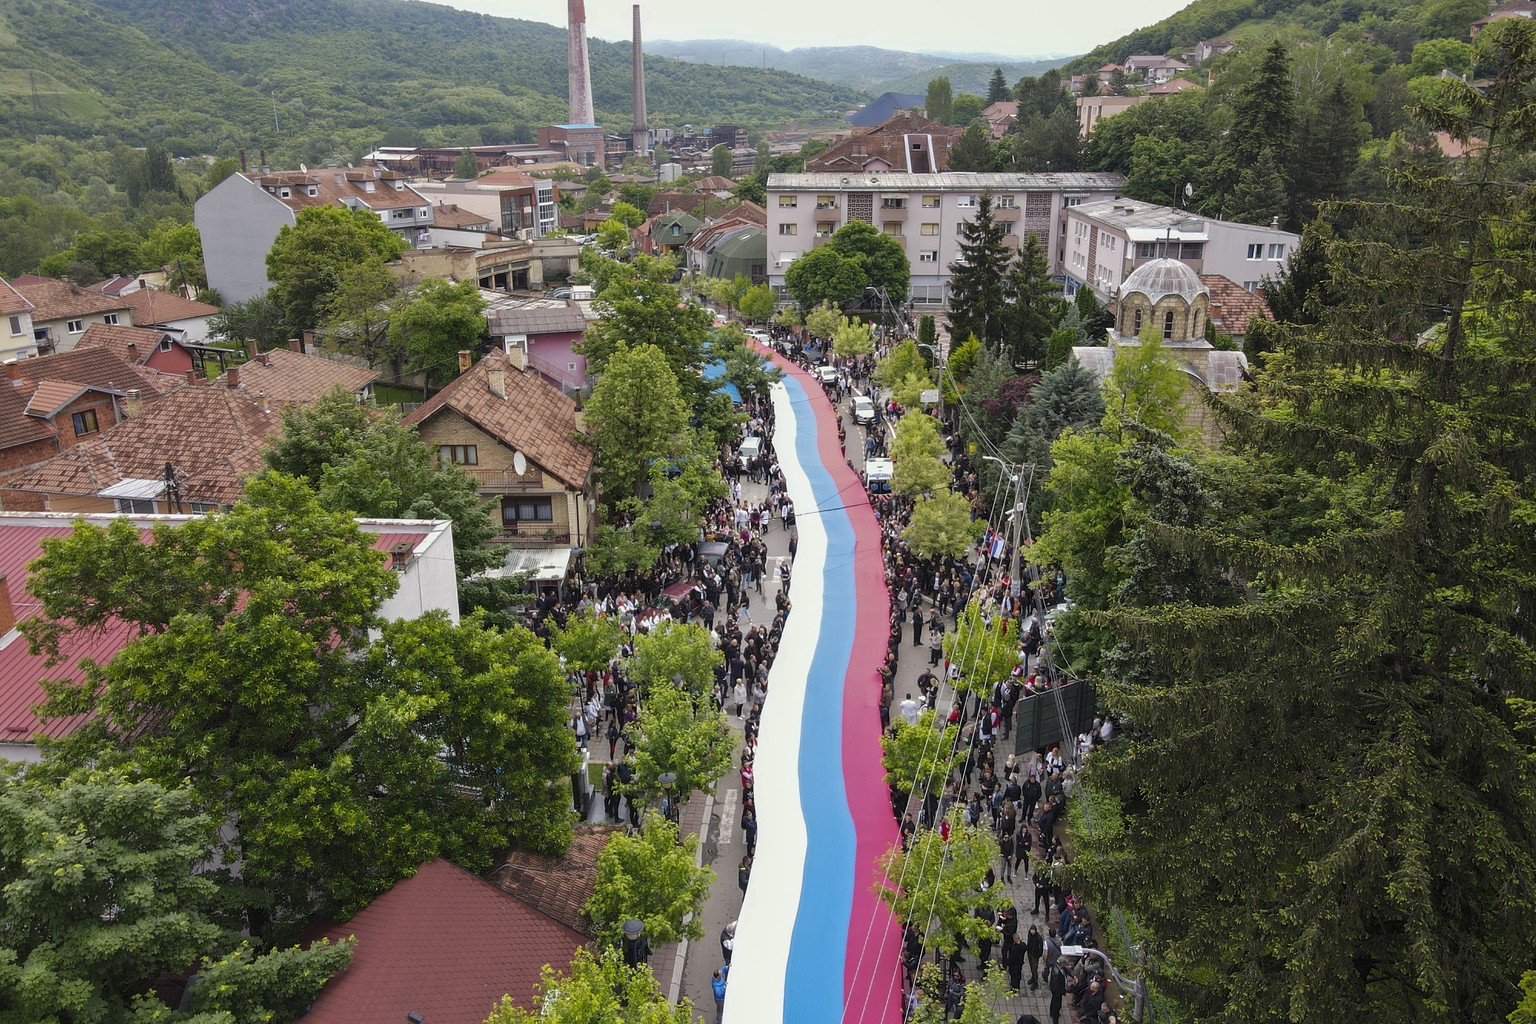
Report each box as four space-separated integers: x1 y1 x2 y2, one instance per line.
0 348 170 475
73 323 196 383
402 350 594 548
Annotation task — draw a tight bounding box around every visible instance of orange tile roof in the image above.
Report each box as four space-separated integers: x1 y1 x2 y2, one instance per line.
249 168 431 213
11 277 128 322
489 825 622 937
22 380 97 418
74 323 171 365
1200 274 1274 334
0 348 167 452
117 289 220 324
402 351 593 490
214 348 379 407
0 279 33 317
0 384 281 506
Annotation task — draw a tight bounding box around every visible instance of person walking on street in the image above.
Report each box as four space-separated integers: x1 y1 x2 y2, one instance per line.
1047 964 1067 1024
1002 931 1027 992
738 854 752 894
912 608 924 646
999 830 1015 883
929 629 943 666
711 966 728 1024
1026 924 1044 989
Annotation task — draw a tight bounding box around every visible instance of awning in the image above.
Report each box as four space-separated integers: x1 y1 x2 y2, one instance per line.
98 478 166 501
476 546 574 582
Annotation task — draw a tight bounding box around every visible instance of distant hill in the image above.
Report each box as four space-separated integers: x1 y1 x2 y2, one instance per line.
646 40 957 91
0 0 864 159
868 59 1068 97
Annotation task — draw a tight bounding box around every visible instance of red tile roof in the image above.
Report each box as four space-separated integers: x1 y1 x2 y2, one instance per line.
0 279 34 317
1200 274 1274 334
248 168 430 213
12 277 128 322
74 323 175 366
306 858 588 1024
0 348 166 452
214 348 379 407
22 380 96 418
489 826 622 937
0 384 281 506
0 516 434 745
402 351 593 490
117 289 220 325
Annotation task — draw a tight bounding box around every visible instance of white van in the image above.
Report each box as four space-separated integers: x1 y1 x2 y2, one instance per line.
738 436 763 471
865 457 893 494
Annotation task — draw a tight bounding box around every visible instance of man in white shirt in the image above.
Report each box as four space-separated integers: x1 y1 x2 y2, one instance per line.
899 693 921 726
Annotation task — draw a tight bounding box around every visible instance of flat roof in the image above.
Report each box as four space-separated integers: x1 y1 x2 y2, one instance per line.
767 171 1126 192
1071 198 1293 238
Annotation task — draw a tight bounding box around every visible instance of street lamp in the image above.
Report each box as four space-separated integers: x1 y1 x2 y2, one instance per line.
1061 945 1147 1023
915 341 945 422
657 771 679 824
622 918 651 967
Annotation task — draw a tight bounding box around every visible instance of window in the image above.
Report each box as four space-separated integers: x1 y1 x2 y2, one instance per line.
1268 243 1286 259
920 223 939 236
670 224 681 237
393 209 413 220
502 496 553 526
921 194 940 208
1000 222 1015 235
816 221 835 236
957 222 970 234
957 195 977 208
71 409 99 436
1242 280 1260 292
881 197 905 209
103 313 119 326
1179 242 1204 260
1133 308 1143 333
883 223 901 235
307 186 318 196
279 187 291 198
1192 309 1203 335
777 252 798 265
815 195 836 209
67 319 83 334
159 338 173 352
1135 242 1159 259
778 195 798 207
1064 196 1084 207
1247 243 1263 260
115 498 155 515
418 207 430 219
9 316 22 336
438 444 478 466
919 250 939 263
778 223 798 235
995 196 1016 208
1097 231 1116 252
1163 310 1175 340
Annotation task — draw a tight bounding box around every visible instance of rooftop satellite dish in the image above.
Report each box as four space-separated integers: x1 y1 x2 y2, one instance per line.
512 451 527 475
299 163 308 172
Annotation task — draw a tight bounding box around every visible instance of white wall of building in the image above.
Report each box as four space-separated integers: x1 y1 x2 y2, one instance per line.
194 174 295 305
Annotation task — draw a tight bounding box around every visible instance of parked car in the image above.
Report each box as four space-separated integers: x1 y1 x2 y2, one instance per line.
853 395 876 426
816 365 839 385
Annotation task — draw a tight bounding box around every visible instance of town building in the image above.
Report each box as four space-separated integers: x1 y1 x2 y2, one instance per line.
0 348 170 475
537 124 606 168
401 350 595 559
1123 55 1191 83
1471 1 1535 36
686 219 767 283
1072 258 1248 440
482 296 592 394
72 323 196 385
766 171 1126 306
212 342 380 407
409 170 559 239
1060 198 1299 300
0 512 459 762
0 279 37 361
1077 94 1149 136
9 276 132 354
805 113 963 175
1184 39 1237 63
195 166 437 304
115 288 221 345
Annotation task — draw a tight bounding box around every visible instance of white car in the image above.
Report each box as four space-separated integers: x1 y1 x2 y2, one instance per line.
816 365 839 385
853 396 876 425
746 329 772 344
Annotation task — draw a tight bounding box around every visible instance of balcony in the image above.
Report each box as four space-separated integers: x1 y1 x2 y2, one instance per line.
815 200 838 210
878 204 908 221
496 525 572 545
463 466 544 491
994 205 1022 222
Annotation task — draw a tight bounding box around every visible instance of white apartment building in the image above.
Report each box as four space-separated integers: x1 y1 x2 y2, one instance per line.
409 170 559 240
1061 198 1300 300
766 172 1126 307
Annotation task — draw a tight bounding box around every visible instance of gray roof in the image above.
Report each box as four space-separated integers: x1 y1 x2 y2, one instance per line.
1072 347 1116 383
1121 258 1207 305
487 301 589 337
767 172 1126 193
713 229 766 259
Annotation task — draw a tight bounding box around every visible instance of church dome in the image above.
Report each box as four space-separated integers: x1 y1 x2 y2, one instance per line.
1121 257 1207 305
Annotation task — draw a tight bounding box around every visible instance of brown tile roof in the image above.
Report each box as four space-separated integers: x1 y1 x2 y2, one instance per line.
430 203 494 229
489 825 622 937
11 277 128 322
0 348 164 452
117 289 220 325
214 348 379 406
0 279 34 317
646 191 712 217
248 168 430 213
74 323 172 365
474 169 539 188
692 174 737 191
1147 78 1202 95
1201 274 1274 334
807 112 964 174
305 859 588 1024
23 380 99 418
487 301 589 337
0 384 281 506
402 351 593 490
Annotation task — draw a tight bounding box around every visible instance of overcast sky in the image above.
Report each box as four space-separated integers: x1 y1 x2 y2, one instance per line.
440 0 1193 58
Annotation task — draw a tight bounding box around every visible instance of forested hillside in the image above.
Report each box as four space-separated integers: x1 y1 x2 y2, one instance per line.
0 0 862 160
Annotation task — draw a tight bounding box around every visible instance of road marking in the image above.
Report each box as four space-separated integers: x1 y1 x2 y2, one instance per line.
718 785 738 847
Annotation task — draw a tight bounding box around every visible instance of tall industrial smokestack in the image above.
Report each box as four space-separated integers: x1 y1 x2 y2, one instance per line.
567 0 595 126
631 5 648 157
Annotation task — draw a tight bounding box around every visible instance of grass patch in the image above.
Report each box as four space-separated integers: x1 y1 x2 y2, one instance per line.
373 383 429 406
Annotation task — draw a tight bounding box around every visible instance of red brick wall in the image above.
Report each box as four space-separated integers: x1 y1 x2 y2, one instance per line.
53 396 120 452
0 438 61 474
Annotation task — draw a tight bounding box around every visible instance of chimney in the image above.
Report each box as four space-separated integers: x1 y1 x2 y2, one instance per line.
567 0 595 126
334 171 345 186
124 389 143 417
259 149 269 174
227 366 241 389
239 149 247 173
0 574 14 635
487 359 506 399
631 5 649 157
256 352 271 366
185 370 198 385
126 341 138 362
4 361 18 382
288 338 302 353
458 350 473 374
509 342 529 371
257 391 269 412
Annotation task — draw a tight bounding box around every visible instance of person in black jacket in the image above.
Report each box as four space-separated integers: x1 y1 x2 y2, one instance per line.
1002 931 1027 991
1026 924 1044 989
1048 964 1067 1024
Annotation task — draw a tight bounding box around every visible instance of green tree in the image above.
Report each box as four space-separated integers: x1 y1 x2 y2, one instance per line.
917 314 937 350
455 146 479 178
876 339 929 391
986 67 1010 104
710 144 733 177
387 278 487 387
832 316 875 358
1289 80 1365 224
946 192 1011 349
946 123 996 171
881 709 958 802
318 259 399 367
787 246 865 312
826 220 910 305
266 205 405 331
483 947 693 1024
595 217 632 251
625 685 734 807
629 621 723 708
891 412 951 496
738 282 775 321
1059 22 1536 1024
925 77 954 124
1227 40 1295 172
805 299 844 340
903 489 982 560
585 812 715 948
951 94 985 126
578 255 713 384
0 767 352 1024
553 612 626 676
208 290 292 352
1225 146 1286 225
1103 327 1190 441
583 342 689 503
874 812 1009 959
943 598 1020 692
1001 232 1062 364
1513 973 1536 1024
206 156 241 191
610 201 645 228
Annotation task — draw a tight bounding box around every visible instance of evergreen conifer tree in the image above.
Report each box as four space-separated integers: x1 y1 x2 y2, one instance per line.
946 192 1011 349
986 67 1010 104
